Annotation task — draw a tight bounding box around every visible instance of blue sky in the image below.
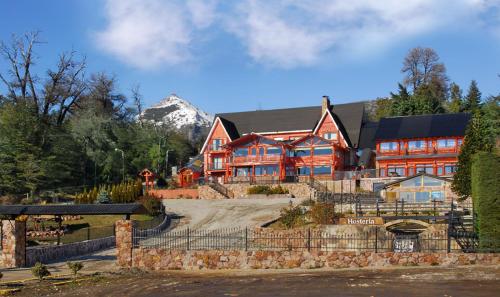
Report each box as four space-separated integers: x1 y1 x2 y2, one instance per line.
1 0 499 114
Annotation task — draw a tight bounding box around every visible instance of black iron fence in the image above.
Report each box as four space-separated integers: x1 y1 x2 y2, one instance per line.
132 227 470 253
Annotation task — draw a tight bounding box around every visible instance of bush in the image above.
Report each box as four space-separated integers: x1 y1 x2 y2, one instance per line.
67 261 84 277
471 151 500 251
308 202 337 225
31 262 50 281
140 196 162 216
280 205 305 229
247 185 289 195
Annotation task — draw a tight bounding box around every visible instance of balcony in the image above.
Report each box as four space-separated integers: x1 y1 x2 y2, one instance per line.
230 155 281 164
208 145 225 152
207 164 225 171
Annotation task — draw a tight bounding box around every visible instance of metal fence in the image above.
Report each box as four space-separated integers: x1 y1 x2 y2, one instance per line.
132 227 467 253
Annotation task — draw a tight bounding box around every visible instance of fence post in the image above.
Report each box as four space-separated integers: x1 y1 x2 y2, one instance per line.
401 200 405 216
375 227 378 253
187 227 190 251
376 200 380 217
395 200 398 216
307 228 311 252
245 227 248 251
87 227 90 241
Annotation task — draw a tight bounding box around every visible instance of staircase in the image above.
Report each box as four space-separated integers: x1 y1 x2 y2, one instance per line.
208 181 234 199
449 212 478 253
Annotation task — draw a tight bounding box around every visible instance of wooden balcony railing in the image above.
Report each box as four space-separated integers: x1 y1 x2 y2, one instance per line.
230 155 281 163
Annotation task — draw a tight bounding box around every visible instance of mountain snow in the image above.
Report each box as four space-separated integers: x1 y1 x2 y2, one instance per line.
141 94 213 129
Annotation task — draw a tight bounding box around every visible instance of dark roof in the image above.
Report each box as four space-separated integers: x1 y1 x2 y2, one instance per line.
0 204 148 216
215 101 366 147
358 121 379 150
375 113 471 141
383 173 451 188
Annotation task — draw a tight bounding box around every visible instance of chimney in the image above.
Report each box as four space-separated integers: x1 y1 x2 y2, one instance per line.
321 95 331 114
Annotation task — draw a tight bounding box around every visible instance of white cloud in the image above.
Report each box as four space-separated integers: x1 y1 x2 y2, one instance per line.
95 0 500 69
95 0 217 69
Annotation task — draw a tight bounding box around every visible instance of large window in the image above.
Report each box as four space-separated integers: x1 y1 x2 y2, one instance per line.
212 157 223 170
313 165 331 175
415 192 430 203
297 167 311 176
234 167 251 176
323 132 337 140
234 148 248 157
416 164 433 174
444 164 457 175
266 147 281 155
408 140 426 150
380 142 398 151
255 165 279 176
294 148 311 157
314 147 332 156
211 139 223 151
437 139 456 148
387 166 405 176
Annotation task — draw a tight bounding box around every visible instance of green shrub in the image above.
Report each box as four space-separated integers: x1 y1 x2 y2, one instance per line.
308 203 337 225
247 185 289 195
67 261 84 277
280 206 305 229
471 151 500 251
31 262 50 281
140 196 161 216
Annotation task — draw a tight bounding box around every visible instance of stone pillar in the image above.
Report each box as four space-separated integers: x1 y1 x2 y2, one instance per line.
115 219 133 268
1 219 27 268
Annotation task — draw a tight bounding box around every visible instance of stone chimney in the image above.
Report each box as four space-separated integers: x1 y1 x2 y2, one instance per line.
321 95 331 114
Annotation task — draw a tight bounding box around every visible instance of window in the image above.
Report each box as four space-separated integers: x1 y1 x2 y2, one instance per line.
431 191 445 201
415 192 430 203
408 140 426 150
387 166 405 176
255 165 279 176
234 148 248 157
313 165 331 175
297 167 311 176
294 148 311 157
379 168 386 177
458 139 463 146
266 147 281 155
274 137 284 141
314 147 332 156
211 139 223 150
437 166 443 175
401 177 422 187
400 192 414 202
380 142 398 151
251 148 256 155
437 139 456 148
235 167 251 176
259 147 264 156
422 176 443 186
212 157 223 170
416 164 433 174
323 132 337 140
445 164 457 175
408 167 415 176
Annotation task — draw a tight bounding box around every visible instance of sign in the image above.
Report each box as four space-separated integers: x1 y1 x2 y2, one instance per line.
393 236 419 253
338 217 384 225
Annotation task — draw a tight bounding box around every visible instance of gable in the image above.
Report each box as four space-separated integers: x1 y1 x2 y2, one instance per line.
313 110 350 147
200 117 232 153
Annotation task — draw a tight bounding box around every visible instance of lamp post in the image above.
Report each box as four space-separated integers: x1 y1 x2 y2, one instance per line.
115 148 125 182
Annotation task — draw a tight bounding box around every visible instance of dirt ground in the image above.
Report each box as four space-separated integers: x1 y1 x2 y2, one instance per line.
163 198 306 230
13 265 500 297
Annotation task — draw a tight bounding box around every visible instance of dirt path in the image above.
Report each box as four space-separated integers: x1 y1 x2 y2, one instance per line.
163 198 306 230
14 266 500 297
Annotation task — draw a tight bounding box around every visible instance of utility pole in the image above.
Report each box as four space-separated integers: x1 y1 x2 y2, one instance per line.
115 148 125 182
165 150 170 178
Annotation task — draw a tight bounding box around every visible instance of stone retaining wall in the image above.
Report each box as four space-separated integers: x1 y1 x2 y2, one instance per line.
26 236 115 266
150 189 199 199
198 185 227 199
130 249 499 270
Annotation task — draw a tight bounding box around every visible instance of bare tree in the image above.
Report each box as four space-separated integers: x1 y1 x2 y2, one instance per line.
402 47 448 94
131 84 143 126
0 32 87 125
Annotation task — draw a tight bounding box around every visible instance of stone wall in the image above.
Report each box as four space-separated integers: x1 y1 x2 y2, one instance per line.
1 219 26 268
198 185 227 199
130 249 499 271
26 236 115 266
150 189 199 199
225 183 314 199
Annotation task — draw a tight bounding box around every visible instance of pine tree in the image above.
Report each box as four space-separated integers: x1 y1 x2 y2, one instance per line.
96 189 111 204
463 80 481 113
452 112 494 200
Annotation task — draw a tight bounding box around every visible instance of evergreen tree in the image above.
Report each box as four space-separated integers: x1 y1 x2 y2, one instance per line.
463 80 482 113
452 112 495 200
96 190 111 204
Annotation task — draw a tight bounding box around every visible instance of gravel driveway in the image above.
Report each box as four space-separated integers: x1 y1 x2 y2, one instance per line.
162 198 307 230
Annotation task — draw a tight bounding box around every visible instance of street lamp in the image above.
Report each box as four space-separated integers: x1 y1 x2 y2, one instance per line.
115 148 125 182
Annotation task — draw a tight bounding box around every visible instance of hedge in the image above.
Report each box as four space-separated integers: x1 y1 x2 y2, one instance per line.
471 151 500 251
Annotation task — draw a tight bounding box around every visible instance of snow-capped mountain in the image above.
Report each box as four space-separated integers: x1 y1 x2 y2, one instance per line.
141 94 213 141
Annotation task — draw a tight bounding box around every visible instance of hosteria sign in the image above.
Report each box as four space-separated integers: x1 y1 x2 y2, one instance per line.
339 217 384 225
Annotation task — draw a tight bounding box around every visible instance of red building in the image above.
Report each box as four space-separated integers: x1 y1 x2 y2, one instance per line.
374 113 471 177
198 96 471 183
201 96 367 182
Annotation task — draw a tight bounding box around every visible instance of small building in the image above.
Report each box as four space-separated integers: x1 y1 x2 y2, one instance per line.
178 155 203 187
381 173 456 203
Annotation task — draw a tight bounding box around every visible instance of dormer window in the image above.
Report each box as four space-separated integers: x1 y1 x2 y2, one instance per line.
323 132 337 140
